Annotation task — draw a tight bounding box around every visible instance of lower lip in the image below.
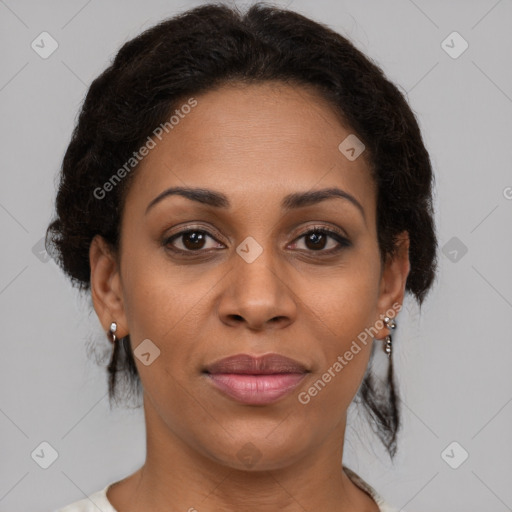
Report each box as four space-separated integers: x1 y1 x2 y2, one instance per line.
205 373 307 405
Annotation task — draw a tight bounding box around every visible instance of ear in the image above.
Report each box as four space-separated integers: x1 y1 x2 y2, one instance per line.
374 230 410 338
89 235 129 338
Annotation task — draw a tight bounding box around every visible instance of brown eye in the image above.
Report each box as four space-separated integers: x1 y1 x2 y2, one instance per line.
304 231 329 250
164 230 223 252
292 228 351 254
163 226 351 257
182 231 207 250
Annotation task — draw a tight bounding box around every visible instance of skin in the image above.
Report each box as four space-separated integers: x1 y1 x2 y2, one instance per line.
89 81 410 512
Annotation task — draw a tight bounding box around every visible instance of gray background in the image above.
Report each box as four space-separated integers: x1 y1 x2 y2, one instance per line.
1 0 511 511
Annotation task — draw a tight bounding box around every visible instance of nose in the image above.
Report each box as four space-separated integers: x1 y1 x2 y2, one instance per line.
217 242 297 331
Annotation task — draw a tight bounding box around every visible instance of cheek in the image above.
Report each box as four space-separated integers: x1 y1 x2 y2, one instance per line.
305 257 381 336
300 258 380 397
120 248 218 373
298 282 377 414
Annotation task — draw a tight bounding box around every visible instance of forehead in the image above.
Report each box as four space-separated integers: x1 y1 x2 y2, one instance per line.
124 81 376 220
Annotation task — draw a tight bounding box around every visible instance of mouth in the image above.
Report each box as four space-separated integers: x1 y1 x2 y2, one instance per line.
202 353 309 405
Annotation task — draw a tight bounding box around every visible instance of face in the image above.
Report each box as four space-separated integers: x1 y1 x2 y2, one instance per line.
90 81 409 471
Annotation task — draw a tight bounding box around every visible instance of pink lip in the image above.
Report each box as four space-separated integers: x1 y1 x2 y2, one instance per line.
205 373 307 405
203 353 309 405
204 353 308 374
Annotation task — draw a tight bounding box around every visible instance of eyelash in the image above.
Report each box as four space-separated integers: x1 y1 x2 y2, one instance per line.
162 225 351 256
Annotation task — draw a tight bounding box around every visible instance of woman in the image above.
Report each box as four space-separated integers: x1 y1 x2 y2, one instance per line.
48 3 437 511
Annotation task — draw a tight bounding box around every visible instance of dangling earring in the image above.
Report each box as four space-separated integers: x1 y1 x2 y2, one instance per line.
383 316 396 358
108 322 117 344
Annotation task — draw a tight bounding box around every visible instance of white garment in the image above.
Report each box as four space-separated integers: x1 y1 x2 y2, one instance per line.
54 465 405 512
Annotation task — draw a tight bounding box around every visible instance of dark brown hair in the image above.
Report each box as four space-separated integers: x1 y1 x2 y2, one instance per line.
46 1 438 459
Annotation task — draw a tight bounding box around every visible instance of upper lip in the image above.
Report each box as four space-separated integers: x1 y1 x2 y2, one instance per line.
203 353 309 375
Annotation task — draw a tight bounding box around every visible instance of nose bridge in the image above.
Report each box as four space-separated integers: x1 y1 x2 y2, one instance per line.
234 232 284 296
217 232 297 328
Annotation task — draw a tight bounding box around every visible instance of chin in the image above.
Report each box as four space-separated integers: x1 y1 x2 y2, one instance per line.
201 431 311 472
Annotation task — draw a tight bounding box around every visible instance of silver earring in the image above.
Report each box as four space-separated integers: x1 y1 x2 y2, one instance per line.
108 322 117 344
383 316 396 358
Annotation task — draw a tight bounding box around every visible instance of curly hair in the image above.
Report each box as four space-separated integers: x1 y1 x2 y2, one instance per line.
45 1 438 460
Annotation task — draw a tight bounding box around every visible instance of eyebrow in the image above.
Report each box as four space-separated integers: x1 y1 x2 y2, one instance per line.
145 186 366 221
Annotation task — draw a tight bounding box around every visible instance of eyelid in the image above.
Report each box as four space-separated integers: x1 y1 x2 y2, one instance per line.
292 224 348 241
164 221 348 240
164 223 226 242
